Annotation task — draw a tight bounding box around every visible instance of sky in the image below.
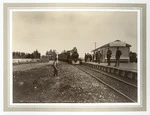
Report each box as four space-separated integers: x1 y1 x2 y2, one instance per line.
12 11 137 58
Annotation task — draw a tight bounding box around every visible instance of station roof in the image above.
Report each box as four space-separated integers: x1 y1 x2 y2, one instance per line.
92 40 131 52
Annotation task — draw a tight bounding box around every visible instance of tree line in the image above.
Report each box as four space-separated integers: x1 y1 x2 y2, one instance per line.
45 49 57 60
13 50 41 59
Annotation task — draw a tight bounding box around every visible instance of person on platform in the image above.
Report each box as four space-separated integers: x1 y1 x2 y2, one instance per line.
107 47 112 66
87 53 90 62
114 47 122 67
97 51 102 64
90 54 92 62
53 58 58 77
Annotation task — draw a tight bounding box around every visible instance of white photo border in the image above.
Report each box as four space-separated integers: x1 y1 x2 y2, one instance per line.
3 3 146 112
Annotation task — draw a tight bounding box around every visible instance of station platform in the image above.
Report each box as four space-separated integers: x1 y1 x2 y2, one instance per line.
82 62 137 80
85 62 137 72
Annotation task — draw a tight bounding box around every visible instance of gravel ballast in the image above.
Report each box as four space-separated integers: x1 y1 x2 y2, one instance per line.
13 61 130 103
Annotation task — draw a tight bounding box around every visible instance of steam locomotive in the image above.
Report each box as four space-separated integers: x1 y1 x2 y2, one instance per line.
58 47 81 64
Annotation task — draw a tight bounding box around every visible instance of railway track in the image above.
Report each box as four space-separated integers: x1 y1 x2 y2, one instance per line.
74 65 137 103
83 65 137 87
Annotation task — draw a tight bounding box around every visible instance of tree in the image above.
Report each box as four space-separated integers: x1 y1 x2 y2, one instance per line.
32 50 41 58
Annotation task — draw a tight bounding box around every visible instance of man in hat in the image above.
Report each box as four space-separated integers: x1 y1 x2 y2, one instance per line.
107 47 112 66
114 47 122 67
53 58 58 77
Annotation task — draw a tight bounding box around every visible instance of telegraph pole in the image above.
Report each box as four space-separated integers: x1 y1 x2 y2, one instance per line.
95 42 96 49
93 42 97 62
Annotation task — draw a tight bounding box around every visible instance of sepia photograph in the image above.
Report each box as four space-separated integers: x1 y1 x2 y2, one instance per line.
3 3 147 112
12 11 138 103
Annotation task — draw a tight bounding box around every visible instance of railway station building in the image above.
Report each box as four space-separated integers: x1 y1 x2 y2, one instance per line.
92 40 131 63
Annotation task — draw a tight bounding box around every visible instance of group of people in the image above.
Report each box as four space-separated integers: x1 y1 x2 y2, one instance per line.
107 47 122 67
84 53 92 62
84 52 103 63
95 51 103 64
84 47 122 67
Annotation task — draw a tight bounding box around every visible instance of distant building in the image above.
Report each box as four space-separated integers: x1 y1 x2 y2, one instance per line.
92 40 131 62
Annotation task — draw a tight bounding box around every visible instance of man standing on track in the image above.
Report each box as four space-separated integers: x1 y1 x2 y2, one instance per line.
107 47 112 66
